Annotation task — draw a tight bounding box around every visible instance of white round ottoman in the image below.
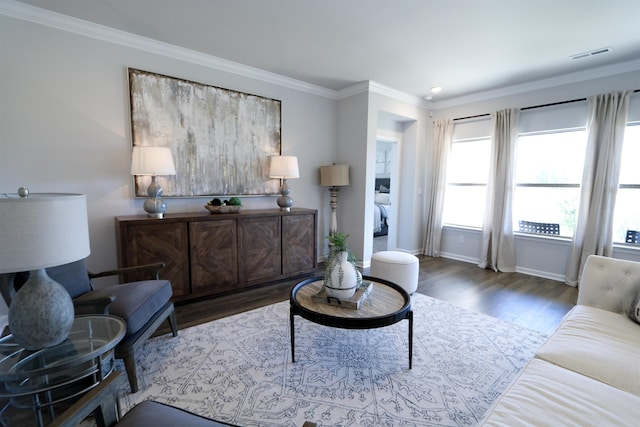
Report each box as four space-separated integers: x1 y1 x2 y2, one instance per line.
370 251 419 295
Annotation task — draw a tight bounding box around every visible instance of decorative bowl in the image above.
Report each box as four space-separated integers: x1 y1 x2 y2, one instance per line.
205 205 241 214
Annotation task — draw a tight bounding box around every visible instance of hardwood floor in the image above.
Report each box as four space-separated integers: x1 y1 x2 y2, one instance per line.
158 255 578 337
416 256 577 335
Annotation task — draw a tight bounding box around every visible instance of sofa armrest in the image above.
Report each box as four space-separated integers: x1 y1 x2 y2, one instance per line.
89 263 165 281
578 255 640 313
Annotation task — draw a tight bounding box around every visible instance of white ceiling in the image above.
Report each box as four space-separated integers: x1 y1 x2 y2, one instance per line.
9 0 640 102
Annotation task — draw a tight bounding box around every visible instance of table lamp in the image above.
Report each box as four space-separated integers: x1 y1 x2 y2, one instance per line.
269 156 300 211
320 164 350 236
0 189 91 349
131 146 176 218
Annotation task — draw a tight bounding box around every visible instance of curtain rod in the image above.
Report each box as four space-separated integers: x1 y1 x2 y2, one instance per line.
452 89 640 122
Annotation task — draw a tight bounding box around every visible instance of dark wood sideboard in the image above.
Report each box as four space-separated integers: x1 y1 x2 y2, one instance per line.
115 208 317 302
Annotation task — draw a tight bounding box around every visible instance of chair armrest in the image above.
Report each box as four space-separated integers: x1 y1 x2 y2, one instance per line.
50 371 125 427
73 296 116 315
89 263 166 280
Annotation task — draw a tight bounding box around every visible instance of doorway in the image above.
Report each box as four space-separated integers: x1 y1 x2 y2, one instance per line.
373 137 398 253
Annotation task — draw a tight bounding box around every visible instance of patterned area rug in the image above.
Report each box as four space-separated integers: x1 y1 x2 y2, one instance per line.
119 293 547 426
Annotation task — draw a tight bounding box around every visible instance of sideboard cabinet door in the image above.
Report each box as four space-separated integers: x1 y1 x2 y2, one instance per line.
190 219 239 296
238 216 282 284
117 222 190 299
282 213 317 275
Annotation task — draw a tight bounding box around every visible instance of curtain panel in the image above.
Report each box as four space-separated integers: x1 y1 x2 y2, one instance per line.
422 119 453 257
566 90 633 286
479 109 519 272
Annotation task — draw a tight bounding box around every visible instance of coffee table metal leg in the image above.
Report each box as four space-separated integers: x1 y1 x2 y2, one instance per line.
290 310 296 363
408 310 413 369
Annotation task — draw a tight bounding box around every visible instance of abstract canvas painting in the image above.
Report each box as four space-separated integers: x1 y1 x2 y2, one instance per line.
129 68 282 197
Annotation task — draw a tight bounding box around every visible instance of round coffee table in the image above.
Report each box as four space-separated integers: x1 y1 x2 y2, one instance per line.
290 275 413 368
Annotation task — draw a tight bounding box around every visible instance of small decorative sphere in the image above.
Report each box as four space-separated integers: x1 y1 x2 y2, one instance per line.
18 187 29 197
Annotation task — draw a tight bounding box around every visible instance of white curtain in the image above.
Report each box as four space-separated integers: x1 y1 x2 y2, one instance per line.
422 119 453 257
478 109 519 272
566 90 633 286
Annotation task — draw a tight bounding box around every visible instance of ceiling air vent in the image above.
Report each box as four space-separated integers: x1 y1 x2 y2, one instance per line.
571 46 613 60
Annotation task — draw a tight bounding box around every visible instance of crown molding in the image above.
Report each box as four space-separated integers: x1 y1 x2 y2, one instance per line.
335 82 370 99
0 0 336 99
368 81 430 108
336 81 432 109
431 58 640 110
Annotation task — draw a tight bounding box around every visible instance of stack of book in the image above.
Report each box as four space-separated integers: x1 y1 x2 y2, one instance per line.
312 282 373 309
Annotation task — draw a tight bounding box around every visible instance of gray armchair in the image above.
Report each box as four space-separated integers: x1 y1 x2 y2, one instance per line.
1 259 178 393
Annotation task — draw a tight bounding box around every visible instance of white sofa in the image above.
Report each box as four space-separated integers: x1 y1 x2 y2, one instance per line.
479 255 640 426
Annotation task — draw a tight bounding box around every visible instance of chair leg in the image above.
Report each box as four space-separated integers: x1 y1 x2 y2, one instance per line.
123 352 139 393
168 310 178 337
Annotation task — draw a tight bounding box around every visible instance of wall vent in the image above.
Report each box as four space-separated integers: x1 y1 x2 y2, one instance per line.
571 46 613 60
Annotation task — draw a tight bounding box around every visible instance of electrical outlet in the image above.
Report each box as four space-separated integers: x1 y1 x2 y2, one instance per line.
458 235 465 244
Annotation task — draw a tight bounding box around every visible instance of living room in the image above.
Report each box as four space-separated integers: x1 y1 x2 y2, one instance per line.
1 1 640 425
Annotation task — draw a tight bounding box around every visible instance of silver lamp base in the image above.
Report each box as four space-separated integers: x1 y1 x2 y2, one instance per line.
276 178 293 212
143 175 167 218
9 268 74 350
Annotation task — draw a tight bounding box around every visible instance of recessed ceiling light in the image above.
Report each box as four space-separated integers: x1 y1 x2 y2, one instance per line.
430 86 443 93
424 95 433 101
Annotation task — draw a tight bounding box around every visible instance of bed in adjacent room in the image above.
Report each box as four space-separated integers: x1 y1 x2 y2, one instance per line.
374 178 391 237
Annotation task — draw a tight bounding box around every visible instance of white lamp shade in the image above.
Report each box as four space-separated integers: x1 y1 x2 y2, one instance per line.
131 146 176 176
320 164 350 187
269 156 300 179
0 193 91 273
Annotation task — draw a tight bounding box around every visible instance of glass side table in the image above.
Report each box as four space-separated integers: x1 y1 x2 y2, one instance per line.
0 315 125 427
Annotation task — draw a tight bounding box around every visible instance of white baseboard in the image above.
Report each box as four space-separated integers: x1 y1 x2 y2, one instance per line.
515 267 565 282
440 252 480 265
441 253 567 283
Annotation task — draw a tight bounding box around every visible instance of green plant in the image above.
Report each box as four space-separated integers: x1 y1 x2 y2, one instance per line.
326 232 349 252
325 232 357 264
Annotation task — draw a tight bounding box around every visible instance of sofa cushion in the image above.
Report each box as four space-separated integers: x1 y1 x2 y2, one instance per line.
626 291 640 324
578 255 640 312
76 280 172 335
535 304 640 396
478 359 640 426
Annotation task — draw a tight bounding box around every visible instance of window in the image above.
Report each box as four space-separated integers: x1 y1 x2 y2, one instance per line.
513 129 587 237
613 124 640 243
442 137 491 227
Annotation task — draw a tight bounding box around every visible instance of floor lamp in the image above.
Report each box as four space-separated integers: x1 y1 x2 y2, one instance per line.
320 164 350 236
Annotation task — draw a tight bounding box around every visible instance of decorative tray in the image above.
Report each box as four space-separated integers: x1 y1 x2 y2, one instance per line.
312 282 373 309
204 205 242 214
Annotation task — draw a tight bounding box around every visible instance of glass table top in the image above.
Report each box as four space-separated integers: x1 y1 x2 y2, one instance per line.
0 315 125 383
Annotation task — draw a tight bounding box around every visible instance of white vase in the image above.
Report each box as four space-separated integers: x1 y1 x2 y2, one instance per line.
324 251 361 300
